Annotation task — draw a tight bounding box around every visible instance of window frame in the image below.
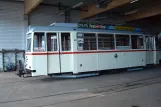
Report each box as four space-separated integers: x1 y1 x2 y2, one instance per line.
33 32 46 52
26 33 32 52
77 32 97 51
46 32 58 52
131 35 145 50
60 32 72 52
115 34 131 50
97 33 115 50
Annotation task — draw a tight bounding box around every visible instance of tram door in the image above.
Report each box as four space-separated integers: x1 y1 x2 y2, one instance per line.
59 33 71 73
146 36 155 64
47 33 61 74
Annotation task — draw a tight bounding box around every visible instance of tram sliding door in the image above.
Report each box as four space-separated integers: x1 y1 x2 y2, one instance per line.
47 33 61 74
145 36 150 64
149 36 156 64
146 36 155 64
59 32 72 73
115 34 131 69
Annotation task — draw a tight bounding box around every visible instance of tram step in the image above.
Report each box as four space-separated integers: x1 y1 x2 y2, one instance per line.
53 73 99 79
127 67 143 72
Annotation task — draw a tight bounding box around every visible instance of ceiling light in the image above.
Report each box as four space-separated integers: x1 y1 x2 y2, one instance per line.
124 9 139 15
49 22 56 26
130 0 139 3
72 2 84 8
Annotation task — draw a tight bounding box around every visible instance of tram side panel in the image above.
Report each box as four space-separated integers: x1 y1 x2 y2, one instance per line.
47 53 61 74
32 55 48 76
75 51 146 73
97 52 116 70
25 54 33 71
116 51 146 69
76 53 98 73
156 51 161 64
96 51 146 71
60 53 73 73
25 54 48 76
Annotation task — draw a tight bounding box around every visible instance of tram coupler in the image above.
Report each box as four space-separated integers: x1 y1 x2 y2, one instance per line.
17 69 32 78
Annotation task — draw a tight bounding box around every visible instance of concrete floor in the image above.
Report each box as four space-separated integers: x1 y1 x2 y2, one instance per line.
0 66 161 107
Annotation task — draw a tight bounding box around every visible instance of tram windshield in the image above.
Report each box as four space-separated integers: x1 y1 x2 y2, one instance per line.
33 32 45 52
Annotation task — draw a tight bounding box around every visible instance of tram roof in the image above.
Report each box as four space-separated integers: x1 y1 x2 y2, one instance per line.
27 26 145 35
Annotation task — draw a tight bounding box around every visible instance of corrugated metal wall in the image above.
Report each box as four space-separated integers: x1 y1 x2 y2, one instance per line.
0 1 25 50
0 1 80 49
0 1 25 71
0 1 80 71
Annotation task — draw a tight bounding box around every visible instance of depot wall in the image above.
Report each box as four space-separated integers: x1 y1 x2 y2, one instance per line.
29 4 80 26
0 0 80 50
0 0 80 71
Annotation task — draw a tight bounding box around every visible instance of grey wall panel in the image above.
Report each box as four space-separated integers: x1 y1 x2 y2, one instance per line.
30 5 80 26
70 10 80 23
0 1 26 71
30 5 63 26
0 1 25 50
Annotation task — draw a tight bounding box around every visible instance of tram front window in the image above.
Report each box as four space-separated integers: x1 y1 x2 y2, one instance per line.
33 32 45 52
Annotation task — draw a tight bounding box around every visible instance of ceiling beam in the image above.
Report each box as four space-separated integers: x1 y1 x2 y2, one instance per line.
124 5 161 22
80 0 131 19
25 0 43 14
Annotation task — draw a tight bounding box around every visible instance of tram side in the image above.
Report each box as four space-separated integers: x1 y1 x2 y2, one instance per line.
24 28 159 77
73 32 148 74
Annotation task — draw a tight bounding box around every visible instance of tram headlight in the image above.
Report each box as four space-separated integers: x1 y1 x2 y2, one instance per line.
29 66 31 69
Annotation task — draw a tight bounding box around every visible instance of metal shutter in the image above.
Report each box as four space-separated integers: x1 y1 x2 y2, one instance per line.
0 1 25 50
0 1 25 71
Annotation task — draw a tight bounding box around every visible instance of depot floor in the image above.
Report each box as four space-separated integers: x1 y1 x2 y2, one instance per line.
0 66 161 107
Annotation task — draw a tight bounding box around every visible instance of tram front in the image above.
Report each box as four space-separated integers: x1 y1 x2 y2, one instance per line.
22 32 48 77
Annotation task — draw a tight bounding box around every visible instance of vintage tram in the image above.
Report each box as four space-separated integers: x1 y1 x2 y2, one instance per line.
22 23 161 77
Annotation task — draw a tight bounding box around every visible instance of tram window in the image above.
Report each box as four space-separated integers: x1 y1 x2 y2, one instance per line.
77 33 96 50
33 32 45 52
47 33 57 51
83 33 97 50
61 33 71 51
116 34 130 50
27 38 31 52
131 35 144 49
98 34 114 50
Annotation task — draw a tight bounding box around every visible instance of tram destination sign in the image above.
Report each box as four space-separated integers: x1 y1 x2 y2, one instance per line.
78 23 142 32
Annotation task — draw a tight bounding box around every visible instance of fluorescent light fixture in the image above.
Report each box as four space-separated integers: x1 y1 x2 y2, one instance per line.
72 2 83 8
130 0 139 3
56 2 84 17
124 9 139 15
49 22 56 26
57 12 64 16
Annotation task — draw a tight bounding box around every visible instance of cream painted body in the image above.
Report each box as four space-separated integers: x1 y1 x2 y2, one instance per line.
25 27 159 77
